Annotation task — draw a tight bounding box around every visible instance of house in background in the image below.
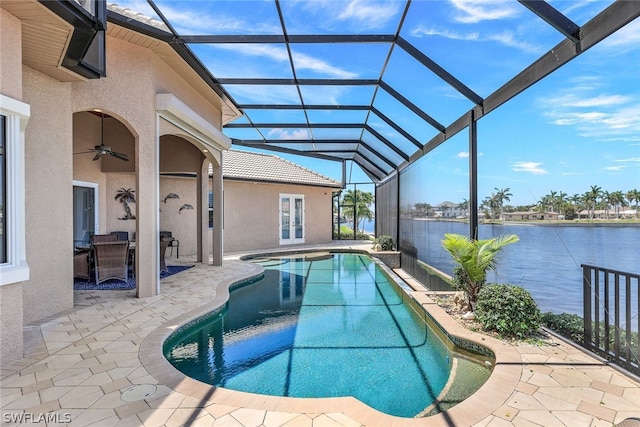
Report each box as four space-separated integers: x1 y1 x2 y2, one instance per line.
221 150 342 253
502 211 560 221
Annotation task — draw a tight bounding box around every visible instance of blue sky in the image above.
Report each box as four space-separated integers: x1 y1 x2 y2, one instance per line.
115 0 639 207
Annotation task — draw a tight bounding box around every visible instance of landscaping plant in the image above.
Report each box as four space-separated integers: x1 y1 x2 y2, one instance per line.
476 284 541 339
373 235 394 251
441 233 519 312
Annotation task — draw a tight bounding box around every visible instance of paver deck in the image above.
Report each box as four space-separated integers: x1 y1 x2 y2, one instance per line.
2 242 639 426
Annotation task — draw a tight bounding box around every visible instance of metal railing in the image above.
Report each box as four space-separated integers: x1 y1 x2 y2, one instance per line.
582 264 639 375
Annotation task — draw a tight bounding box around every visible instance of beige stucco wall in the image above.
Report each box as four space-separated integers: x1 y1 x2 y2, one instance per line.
160 177 198 257
223 181 335 253
0 9 22 100
0 7 24 364
22 67 74 324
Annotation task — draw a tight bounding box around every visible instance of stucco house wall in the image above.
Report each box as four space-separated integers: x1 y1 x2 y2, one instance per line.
0 7 25 363
223 180 334 253
159 177 198 257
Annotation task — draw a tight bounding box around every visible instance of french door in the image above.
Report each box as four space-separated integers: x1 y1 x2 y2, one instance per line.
279 194 304 245
73 181 98 249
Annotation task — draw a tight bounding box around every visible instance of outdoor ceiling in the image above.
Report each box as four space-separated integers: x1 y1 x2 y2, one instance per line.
109 0 640 182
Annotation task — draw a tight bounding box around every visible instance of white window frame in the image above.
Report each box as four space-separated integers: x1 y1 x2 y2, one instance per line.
0 94 30 286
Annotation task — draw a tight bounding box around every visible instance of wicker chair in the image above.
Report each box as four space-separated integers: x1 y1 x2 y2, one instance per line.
73 251 91 280
159 231 179 258
91 234 119 244
110 231 129 241
160 238 170 273
93 241 129 284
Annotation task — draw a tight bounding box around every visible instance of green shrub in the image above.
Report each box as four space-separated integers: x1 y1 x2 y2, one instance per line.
333 229 371 240
476 284 541 339
373 235 394 251
541 312 583 342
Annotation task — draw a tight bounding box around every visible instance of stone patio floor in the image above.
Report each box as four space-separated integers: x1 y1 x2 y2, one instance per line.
1 242 639 426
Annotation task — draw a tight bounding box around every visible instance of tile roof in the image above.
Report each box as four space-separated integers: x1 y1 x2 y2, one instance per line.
222 150 342 188
108 3 170 32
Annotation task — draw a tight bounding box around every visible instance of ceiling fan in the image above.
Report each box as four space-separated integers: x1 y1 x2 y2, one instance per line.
74 112 129 161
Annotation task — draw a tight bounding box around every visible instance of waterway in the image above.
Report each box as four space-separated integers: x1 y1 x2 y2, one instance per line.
399 220 639 319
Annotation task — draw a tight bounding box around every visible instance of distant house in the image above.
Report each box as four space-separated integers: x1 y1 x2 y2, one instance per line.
502 211 559 221
433 201 466 218
220 150 342 252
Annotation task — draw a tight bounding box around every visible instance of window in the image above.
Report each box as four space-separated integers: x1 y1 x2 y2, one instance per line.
0 94 30 286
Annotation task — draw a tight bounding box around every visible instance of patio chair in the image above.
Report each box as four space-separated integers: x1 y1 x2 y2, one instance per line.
93 241 129 284
110 231 129 241
160 238 170 273
73 251 91 280
91 234 119 244
160 231 179 258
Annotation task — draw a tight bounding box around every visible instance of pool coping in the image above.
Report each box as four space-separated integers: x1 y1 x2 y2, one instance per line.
139 250 524 426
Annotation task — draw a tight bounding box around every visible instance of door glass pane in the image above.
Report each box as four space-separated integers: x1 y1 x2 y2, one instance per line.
0 116 5 263
294 198 303 239
73 186 95 247
281 197 290 239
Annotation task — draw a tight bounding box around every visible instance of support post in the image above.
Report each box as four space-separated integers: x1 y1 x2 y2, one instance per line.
469 110 478 240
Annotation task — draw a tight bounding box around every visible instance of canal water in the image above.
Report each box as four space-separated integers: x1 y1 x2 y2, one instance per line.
399 220 639 318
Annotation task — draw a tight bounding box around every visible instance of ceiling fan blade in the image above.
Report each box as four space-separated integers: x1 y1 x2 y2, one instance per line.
92 152 103 161
109 151 130 161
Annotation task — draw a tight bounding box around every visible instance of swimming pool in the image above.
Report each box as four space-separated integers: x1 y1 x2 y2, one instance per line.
164 252 492 417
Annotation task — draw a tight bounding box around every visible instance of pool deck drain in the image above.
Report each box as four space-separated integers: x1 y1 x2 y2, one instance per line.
1 242 639 426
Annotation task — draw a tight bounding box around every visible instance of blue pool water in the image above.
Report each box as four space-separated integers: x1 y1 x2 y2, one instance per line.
164 253 468 417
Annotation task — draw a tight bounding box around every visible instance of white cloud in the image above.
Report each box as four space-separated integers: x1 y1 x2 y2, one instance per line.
123 1 279 35
512 161 548 175
267 129 311 140
449 0 522 24
599 19 640 53
209 44 357 79
292 50 359 79
538 81 640 139
226 84 300 105
457 151 469 158
543 94 632 108
411 26 479 41
337 0 401 29
616 157 640 163
485 31 541 53
410 26 541 54
605 165 626 171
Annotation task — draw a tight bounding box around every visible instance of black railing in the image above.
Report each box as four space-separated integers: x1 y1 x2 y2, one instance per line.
582 264 639 375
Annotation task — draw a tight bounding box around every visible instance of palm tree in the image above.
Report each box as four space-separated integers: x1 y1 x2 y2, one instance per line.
341 189 374 234
414 202 432 217
609 191 625 219
602 191 613 220
583 185 602 220
441 233 519 312
114 188 136 220
546 190 558 212
458 198 469 218
556 191 567 213
494 187 512 220
626 189 640 219
481 195 499 219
